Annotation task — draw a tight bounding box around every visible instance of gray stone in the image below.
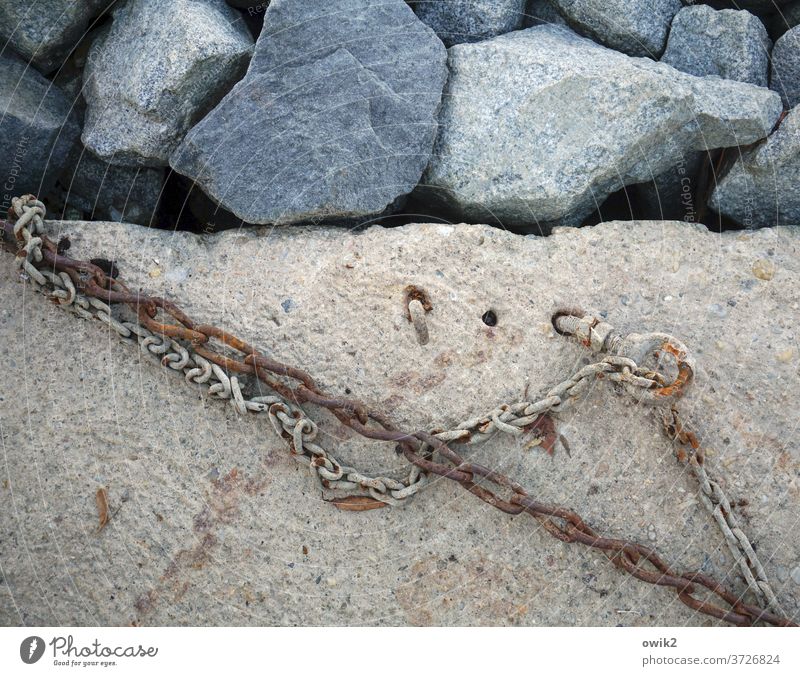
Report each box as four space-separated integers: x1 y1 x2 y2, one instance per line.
549 0 681 57
39 26 163 226
2 218 799 626
171 0 447 225
0 54 81 210
421 25 782 228
661 5 771 86
55 146 165 226
412 0 527 46
771 25 800 107
82 0 254 167
525 0 568 27
710 107 800 227
0 1 113 74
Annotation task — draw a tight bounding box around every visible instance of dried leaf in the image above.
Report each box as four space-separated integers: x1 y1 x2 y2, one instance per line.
329 495 387 512
96 487 110 532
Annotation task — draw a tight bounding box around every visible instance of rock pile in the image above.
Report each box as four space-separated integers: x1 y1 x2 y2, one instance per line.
0 0 798 229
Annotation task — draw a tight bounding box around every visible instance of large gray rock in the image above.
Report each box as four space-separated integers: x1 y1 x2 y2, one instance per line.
2 218 799 626
710 106 800 227
0 55 81 211
771 25 800 107
171 0 448 225
549 0 681 57
0 1 113 74
421 25 782 228
661 5 771 86
82 0 254 167
412 0 527 46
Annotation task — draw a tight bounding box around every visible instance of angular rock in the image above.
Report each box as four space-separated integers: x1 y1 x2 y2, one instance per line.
548 0 681 57
661 5 771 86
2 218 800 626
411 0 527 47
55 147 164 226
0 1 113 74
171 0 447 225
0 54 81 210
710 107 800 227
771 25 800 107
421 25 783 228
82 0 254 167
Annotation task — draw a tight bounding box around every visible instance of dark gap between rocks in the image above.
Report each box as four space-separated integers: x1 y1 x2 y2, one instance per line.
146 167 749 238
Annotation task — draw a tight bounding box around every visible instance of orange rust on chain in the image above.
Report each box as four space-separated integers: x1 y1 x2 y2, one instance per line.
653 341 693 399
2 212 796 628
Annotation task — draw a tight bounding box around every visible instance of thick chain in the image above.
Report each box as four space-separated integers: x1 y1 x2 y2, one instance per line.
1 195 793 626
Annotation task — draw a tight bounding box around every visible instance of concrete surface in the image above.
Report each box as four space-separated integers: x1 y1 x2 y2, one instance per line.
0 219 798 626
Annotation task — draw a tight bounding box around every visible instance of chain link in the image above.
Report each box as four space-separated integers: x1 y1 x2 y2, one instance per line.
1 195 793 627
661 407 785 616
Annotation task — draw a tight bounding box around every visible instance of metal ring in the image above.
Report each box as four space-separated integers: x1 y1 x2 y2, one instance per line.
618 332 695 403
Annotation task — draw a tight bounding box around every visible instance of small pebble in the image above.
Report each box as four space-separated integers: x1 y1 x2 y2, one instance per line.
708 303 727 318
777 347 795 363
791 566 800 585
752 258 775 281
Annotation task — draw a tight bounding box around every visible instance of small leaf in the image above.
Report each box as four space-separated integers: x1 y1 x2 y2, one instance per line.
329 495 387 511
96 487 110 532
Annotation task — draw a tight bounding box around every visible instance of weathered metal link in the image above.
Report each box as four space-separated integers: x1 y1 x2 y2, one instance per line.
1 195 794 627
660 406 785 617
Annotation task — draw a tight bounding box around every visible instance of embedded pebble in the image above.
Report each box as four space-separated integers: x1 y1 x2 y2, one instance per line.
753 259 776 280
791 566 800 585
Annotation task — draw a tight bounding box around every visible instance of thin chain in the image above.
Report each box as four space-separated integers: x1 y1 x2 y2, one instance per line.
661 407 785 616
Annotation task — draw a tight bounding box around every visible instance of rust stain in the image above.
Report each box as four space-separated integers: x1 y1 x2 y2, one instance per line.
433 350 456 368
418 371 446 392
132 466 272 623
395 555 546 626
391 370 446 395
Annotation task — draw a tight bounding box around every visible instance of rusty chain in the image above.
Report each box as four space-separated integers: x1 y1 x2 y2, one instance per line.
1 194 794 627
